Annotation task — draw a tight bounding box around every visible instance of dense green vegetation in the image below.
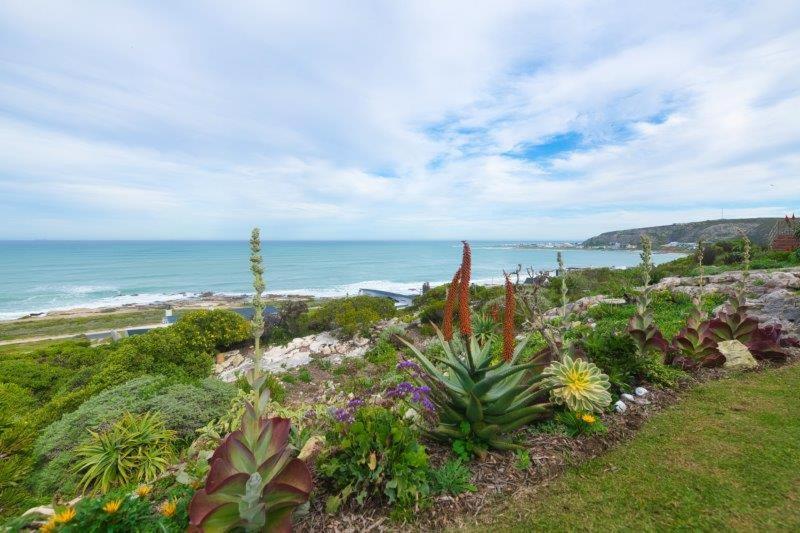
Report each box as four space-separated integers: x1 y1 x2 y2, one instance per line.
0 310 165 341
472 362 800 532
0 309 248 519
653 239 800 280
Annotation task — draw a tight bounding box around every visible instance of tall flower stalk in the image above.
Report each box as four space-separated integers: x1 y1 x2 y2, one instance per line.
249 228 266 363
443 268 461 341
627 235 668 361
503 274 515 362
458 241 472 336
557 251 568 320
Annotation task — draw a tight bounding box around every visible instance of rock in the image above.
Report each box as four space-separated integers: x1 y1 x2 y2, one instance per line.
719 340 758 370
621 393 635 402
614 400 627 413
229 354 245 367
298 436 326 463
634 387 649 397
22 506 55 518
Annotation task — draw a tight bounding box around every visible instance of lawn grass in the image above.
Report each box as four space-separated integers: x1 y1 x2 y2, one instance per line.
0 309 165 341
471 362 800 532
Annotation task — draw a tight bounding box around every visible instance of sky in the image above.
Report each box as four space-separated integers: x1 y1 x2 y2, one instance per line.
1 1 799 241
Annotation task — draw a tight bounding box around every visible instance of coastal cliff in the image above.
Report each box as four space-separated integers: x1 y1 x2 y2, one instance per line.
583 218 780 247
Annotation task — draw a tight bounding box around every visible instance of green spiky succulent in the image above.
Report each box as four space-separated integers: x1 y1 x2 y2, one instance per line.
402 328 552 451
542 355 612 413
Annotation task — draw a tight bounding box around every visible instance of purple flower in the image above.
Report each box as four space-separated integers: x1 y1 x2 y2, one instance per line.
385 381 436 413
396 360 421 372
331 407 354 424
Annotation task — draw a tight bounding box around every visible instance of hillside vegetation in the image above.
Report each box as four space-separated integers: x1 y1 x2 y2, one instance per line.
583 217 780 247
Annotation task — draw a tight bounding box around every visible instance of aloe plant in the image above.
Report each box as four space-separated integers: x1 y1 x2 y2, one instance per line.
188 372 312 532
402 243 553 450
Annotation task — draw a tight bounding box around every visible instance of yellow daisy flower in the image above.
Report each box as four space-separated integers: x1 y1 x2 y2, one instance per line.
39 518 57 533
135 484 152 497
103 499 123 514
54 507 76 523
581 413 597 424
160 499 177 518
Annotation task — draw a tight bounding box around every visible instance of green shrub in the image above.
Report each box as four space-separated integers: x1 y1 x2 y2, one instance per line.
0 383 36 429
171 309 251 352
301 296 395 338
430 459 475 495
33 376 235 496
364 339 397 366
320 405 430 514
52 489 188 532
0 359 64 399
74 411 175 494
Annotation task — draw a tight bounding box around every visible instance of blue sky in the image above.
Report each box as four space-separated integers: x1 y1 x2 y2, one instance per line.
1 0 799 240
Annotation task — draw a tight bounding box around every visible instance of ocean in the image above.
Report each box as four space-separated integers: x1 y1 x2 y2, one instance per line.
0 241 684 320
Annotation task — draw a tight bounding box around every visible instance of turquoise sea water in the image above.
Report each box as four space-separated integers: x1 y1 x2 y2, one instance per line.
0 241 683 320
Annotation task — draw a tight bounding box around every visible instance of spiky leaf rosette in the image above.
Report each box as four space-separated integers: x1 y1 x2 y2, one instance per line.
542 355 612 413
402 328 552 450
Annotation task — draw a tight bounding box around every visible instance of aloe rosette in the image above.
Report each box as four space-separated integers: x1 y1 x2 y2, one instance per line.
542 355 612 413
402 328 553 450
188 372 312 532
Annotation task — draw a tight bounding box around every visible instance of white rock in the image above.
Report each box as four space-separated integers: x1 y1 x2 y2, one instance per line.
621 393 635 402
634 387 649 397
614 400 627 413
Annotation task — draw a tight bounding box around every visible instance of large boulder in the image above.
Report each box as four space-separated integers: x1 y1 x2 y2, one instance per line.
719 340 758 370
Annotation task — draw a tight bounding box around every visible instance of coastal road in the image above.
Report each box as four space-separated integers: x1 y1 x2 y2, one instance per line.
0 323 166 347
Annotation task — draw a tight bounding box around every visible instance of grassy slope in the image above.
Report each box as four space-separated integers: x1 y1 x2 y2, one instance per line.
0 310 165 341
473 363 800 532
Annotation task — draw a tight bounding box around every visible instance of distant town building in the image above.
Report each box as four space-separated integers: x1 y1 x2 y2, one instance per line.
768 215 799 251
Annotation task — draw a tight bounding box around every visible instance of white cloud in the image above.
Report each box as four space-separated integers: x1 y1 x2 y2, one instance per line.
0 0 798 239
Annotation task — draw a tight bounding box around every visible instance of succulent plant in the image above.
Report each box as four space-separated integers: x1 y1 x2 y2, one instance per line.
402 243 553 450
401 329 552 450
627 235 668 360
667 324 723 370
706 292 758 344
542 355 612 413
471 312 498 346
188 361 312 532
746 324 789 362
627 311 669 357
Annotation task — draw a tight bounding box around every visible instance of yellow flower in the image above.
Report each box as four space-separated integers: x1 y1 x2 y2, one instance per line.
581 413 597 424
39 518 57 533
103 499 123 514
160 499 177 518
135 484 152 497
54 507 76 523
